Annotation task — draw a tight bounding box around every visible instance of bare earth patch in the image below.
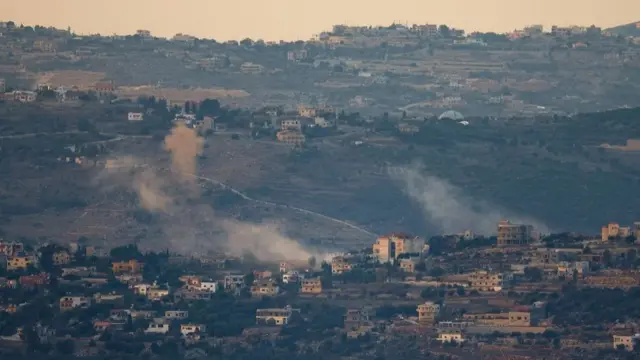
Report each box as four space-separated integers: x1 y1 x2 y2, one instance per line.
37 71 107 90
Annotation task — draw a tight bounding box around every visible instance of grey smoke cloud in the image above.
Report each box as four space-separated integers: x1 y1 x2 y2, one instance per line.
390 165 550 236
97 124 325 263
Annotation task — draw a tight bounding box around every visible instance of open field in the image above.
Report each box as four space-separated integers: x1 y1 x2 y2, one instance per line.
37 70 107 89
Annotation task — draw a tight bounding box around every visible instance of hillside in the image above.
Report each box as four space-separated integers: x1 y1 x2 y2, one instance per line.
606 21 640 37
1 103 640 254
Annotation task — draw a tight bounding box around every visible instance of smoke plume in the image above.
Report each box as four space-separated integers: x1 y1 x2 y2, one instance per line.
163 122 204 184
133 169 172 212
97 123 324 264
390 165 549 236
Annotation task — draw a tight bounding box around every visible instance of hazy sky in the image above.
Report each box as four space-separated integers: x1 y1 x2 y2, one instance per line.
2 0 639 41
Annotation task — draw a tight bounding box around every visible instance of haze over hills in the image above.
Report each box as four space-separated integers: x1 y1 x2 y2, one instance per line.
0 19 640 255
606 21 640 37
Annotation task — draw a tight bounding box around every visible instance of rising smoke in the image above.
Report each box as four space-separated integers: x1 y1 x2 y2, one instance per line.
389 165 550 236
163 122 204 187
98 123 326 264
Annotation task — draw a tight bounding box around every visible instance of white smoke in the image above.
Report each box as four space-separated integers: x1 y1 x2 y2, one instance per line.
389 165 550 236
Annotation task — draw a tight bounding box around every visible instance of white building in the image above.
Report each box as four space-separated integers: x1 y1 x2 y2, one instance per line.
613 334 640 351
198 281 218 293
128 112 144 121
145 323 170 334
224 274 245 289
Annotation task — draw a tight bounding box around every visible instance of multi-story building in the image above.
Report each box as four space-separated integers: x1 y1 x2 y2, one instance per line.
551 26 572 37
602 222 632 241
7 253 37 271
33 39 57 52
164 310 189 320
250 280 280 297
276 130 305 146
497 220 533 246
583 270 640 290
331 256 353 274
344 308 371 330
468 270 509 292
224 274 245 290
613 334 640 351
399 258 421 273
59 296 91 311
635 222 640 240
413 24 439 37
0 78 5 93
147 288 170 301
180 324 206 337
280 119 302 131
240 62 264 74
417 301 441 324
112 260 145 274
52 251 71 266
437 330 465 343
373 233 424 263
0 242 23 257
300 278 323 294
145 323 170 335
256 306 298 325
133 283 152 295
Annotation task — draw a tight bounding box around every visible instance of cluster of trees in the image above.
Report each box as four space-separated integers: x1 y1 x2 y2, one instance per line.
549 287 640 326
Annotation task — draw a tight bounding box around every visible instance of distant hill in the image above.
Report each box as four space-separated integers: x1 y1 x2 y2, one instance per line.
606 21 640 37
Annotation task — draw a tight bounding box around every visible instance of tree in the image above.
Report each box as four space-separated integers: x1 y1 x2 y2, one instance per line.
603 250 612 267
438 25 450 38
524 267 543 282
56 339 75 355
198 98 221 118
308 256 317 269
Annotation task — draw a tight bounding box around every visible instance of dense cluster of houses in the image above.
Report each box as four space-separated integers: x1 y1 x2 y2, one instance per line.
1 216 640 356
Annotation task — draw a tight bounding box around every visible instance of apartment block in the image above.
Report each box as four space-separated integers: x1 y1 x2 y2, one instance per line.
256 306 298 325
373 233 424 263
300 278 323 294
331 256 353 274
468 270 510 292
112 259 145 274
250 280 280 297
276 130 305 146
417 301 441 324
344 308 371 330
497 220 533 246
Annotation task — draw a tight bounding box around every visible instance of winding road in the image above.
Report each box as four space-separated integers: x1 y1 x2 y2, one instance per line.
189 173 378 237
